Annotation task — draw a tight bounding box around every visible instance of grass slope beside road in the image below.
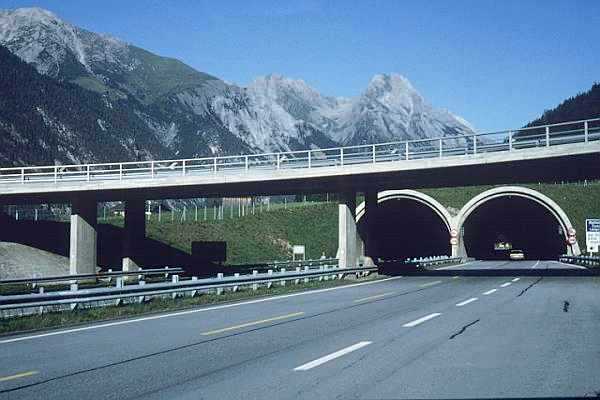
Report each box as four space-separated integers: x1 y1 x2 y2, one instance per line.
105 202 339 265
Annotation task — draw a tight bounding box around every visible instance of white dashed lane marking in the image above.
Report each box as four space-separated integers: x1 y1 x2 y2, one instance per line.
402 313 442 327
456 298 478 307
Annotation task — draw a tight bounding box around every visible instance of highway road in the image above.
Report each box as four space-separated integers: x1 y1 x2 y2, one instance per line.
1 260 599 399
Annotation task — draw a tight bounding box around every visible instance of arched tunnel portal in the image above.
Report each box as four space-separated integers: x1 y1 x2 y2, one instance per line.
455 187 580 260
356 191 452 261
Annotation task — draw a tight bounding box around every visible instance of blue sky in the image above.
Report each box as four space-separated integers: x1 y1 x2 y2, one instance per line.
2 0 599 131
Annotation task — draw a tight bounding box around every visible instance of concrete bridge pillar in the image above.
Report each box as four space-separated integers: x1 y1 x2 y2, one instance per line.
122 198 146 272
70 197 98 275
337 191 357 268
362 191 378 266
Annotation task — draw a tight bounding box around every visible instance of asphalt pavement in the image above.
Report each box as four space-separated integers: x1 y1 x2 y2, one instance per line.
1 260 599 399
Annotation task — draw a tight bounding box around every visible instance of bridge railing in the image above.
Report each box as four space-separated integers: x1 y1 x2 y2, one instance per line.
1 117 599 186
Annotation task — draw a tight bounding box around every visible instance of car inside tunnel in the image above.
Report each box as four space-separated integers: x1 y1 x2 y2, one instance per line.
462 196 566 260
359 198 450 261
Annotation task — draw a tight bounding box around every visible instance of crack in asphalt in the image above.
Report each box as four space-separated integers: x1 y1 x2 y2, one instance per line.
563 300 570 312
449 319 480 340
517 276 543 297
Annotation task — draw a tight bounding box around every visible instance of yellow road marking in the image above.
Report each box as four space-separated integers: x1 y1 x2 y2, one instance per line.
0 370 38 382
201 312 304 335
420 280 442 288
354 292 396 303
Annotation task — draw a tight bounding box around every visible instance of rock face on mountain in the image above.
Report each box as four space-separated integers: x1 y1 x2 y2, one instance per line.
0 7 475 166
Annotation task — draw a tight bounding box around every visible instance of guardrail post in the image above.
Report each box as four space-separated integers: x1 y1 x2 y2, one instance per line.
21 168 25 184
405 142 409 160
54 166 58 183
213 158 217 174
304 266 309 284
116 277 124 288
216 273 224 295
280 268 286 286
372 145 376 163
182 160 187 176
245 156 249 171
584 121 589 143
308 150 312 168
151 161 155 178
86 165 90 182
545 126 550 147
508 131 513 150
295 267 301 284
233 273 240 292
473 136 477 154
276 154 280 169
119 164 123 181
340 148 344 166
248 270 256 290
138 280 146 303
319 266 324 281
267 270 273 288
439 138 443 158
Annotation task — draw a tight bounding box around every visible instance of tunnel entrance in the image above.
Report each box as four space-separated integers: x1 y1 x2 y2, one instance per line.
462 196 565 260
360 198 450 261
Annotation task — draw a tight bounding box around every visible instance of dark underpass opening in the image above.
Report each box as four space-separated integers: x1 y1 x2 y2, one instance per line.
462 196 565 260
361 198 450 261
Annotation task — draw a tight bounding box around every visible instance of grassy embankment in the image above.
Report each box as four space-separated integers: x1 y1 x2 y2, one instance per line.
105 201 339 265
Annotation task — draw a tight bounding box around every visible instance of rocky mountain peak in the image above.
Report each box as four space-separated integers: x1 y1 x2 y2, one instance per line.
0 7 476 165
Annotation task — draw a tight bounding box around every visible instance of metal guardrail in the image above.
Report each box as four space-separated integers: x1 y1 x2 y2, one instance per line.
559 255 600 268
412 257 462 268
0 118 599 186
230 258 339 273
378 256 461 268
0 265 376 314
0 267 184 286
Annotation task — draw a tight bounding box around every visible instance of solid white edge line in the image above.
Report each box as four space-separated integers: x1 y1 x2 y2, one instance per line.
294 341 372 371
402 312 442 327
483 289 497 295
500 282 512 287
551 261 587 270
456 297 478 307
0 277 403 345
435 261 475 270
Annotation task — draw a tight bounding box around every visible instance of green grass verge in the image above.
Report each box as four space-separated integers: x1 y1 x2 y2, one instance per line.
0 274 381 335
104 202 339 264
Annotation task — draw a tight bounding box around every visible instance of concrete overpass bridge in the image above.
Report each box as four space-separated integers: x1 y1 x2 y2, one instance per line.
1 118 599 275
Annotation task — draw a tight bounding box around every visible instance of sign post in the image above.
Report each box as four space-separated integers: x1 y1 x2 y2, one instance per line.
586 219 600 255
292 245 306 261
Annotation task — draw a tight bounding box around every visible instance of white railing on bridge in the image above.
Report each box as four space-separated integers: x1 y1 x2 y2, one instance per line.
1 118 599 186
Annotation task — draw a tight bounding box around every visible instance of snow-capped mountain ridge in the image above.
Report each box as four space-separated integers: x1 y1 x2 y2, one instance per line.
0 7 475 164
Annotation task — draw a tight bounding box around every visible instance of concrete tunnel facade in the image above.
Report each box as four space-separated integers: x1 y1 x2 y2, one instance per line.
341 186 581 268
